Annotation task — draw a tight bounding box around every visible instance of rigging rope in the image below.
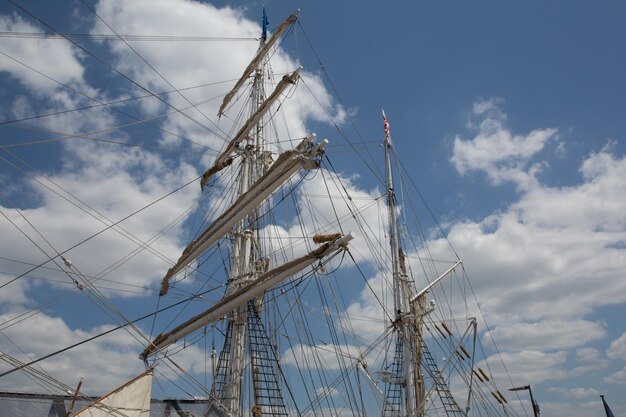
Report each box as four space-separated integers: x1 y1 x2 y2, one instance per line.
7 0 230 143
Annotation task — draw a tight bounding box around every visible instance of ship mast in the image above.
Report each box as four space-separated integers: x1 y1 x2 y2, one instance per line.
142 10 352 417
222 10 270 415
382 110 425 417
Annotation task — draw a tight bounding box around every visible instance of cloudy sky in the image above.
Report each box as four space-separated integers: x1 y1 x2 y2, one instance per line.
0 1 625 417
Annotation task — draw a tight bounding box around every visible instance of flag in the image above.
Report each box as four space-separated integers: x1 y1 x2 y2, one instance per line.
262 8 269 41
601 395 616 417
382 109 391 144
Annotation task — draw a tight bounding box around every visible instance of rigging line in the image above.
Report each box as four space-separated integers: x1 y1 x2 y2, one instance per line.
296 20 383 184
0 333 61 394
0 270 154 296
0 135 207 275
393 155 466 339
0 263 223 333
149 296 162 342
394 166 456 321
0 50 219 150
0 172 201 290
0 31 257 42
0 192 76 288
78 0 229 143
319 168 344 234
346 249 395 325
7 0 229 143
0 256 153 290
0 77 239 127
156 356 211 399
298 327 395 416
0 283 224 380
320 257 367 355
313 271 361 416
0 351 77 397
299 77 383 185
460 268 523 405
321 156 393 276
286 284 327 412
0 190 148 348
0 150 181 269
0 90 223 154
394 148 460 260
0 147 228 301
155 247 226 335
0 286 77 331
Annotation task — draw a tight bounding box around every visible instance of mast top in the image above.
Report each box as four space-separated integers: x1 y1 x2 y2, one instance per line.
262 7 269 41
382 108 392 146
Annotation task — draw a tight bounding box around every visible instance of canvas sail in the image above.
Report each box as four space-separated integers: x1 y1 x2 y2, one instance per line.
71 370 152 417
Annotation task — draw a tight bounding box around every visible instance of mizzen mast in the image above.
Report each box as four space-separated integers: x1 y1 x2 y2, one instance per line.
381 110 425 417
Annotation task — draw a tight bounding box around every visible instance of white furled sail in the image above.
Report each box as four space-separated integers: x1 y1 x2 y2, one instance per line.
160 134 327 293
71 370 152 417
144 234 352 358
217 10 299 116
208 68 301 178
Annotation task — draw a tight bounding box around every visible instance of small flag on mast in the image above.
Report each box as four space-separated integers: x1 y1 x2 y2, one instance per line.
382 109 391 145
601 395 616 417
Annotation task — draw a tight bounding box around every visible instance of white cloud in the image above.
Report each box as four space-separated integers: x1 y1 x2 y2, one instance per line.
0 14 85 92
427 149 626 324
0 273 29 306
90 0 345 154
0 142 199 294
451 97 557 190
575 347 600 362
339 271 391 343
539 400 602 417
546 386 600 399
604 366 626 385
0 310 145 394
607 331 626 360
0 0 350 396
483 320 606 352
315 386 339 397
477 350 568 384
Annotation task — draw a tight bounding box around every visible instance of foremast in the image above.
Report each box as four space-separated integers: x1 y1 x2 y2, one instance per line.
142 9 354 417
382 111 425 417
220 10 278 416
223 10 270 413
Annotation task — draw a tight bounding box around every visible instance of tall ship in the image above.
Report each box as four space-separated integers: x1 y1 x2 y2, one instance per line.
0 5 526 417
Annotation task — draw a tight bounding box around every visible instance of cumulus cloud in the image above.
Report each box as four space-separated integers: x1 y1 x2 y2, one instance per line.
428 150 626 325
1 2 625 413
483 320 606 352
0 310 146 394
607 332 626 360
539 400 601 417
546 386 600 399
0 14 85 92
604 366 626 385
339 99 626 391
575 347 600 362
478 350 568 384
90 0 345 154
0 0 347 395
451 97 557 190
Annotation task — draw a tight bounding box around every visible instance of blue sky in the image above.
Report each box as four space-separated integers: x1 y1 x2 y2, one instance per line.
0 1 625 417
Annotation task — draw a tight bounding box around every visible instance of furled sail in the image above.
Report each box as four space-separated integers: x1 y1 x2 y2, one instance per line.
143 234 352 358
206 68 301 184
71 370 152 417
161 134 327 294
217 10 299 116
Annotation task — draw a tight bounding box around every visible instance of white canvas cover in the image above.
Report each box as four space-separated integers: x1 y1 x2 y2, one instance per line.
72 370 152 417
